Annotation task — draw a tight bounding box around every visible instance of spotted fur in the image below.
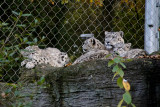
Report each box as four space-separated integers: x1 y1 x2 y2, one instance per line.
73 50 110 65
112 43 146 58
21 46 70 69
126 49 146 58
82 37 106 53
112 43 131 57
105 31 124 50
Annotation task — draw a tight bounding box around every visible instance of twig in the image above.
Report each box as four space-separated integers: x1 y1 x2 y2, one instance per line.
0 15 20 51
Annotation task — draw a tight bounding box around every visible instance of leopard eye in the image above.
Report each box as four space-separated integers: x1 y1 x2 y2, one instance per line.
118 38 121 41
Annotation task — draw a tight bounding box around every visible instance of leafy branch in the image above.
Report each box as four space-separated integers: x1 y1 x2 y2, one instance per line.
0 11 45 82
44 0 104 6
108 56 135 107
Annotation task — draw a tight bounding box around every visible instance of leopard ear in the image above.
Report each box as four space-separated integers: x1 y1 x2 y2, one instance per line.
119 31 124 37
91 38 96 45
105 31 109 36
125 43 131 48
128 43 131 47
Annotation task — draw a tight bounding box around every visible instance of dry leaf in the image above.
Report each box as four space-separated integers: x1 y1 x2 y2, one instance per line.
123 79 130 91
65 63 72 67
1 92 8 98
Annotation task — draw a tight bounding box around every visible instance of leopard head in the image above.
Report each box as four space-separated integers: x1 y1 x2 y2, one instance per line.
105 31 124 50
82 37 105 53
59 52 70 66
20 46 40 58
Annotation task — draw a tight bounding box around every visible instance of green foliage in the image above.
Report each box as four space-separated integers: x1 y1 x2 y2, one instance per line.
37 76 45 85
108 56 126 79
118 99 124 107
1 76 47 107
108 56 135 107
113 0 145 48
61 0 104 6
117 77 123 88
0 11 45 82
0 83 32 107
123 91 132 104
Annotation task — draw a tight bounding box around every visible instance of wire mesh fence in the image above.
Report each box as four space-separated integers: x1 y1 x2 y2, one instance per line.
0 0 146 105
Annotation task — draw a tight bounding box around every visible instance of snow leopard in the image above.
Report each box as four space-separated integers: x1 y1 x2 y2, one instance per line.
72 50 111 65
82 37 106 53
112 43 146 58
112 43 131 57
126 49 146 59
105 31 124 51
21 46 70 69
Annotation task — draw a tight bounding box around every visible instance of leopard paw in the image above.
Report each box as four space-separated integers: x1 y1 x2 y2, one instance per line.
21 60 26 67
25 62 35 69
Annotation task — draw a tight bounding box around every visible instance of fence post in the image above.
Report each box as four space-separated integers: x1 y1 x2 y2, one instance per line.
144 0 159 54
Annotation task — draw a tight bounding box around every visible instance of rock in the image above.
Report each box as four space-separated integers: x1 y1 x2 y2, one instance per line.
0 59 160 107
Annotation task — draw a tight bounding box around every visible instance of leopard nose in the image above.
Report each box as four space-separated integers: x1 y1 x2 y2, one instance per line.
106 42 110 45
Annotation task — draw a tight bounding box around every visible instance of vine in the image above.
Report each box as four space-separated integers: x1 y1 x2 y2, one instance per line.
108 56 136 107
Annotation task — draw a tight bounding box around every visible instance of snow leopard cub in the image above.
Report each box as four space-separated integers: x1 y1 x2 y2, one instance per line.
82 37 106 53
112 43 146 58
112 43 131 57
105 31 124 51
21 46 70 69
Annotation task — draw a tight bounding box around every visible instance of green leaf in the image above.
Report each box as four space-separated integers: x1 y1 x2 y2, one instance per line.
117 68 124 77
14 91 20 96
112 72 118 81
123 91 132 104
117 99 124 107
61 0 68 4
131 103 136 107
0 60 10 63
11 16 17 21
9 52 15 57
23 37 28 42
113 57 120 63
12 11 19 15
19 11 23 16
1 22 9 26
5 88 11 94
117 77 123 88
112 65 119 72
125 59 132 62
26 41 34 45
15 57 20 61
16 24 26 27
106 54 111 58
120 62 126 68
37 76 45 85
34 19 39 24
108 60 114 67
9 83 17 88
41 36 46 40
33 38 38 43
21 14 32 17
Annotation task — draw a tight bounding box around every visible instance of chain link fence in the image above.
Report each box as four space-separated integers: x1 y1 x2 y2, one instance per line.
0 0 146 105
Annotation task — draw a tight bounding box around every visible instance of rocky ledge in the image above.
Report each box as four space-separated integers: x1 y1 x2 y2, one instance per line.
1 59 160 107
